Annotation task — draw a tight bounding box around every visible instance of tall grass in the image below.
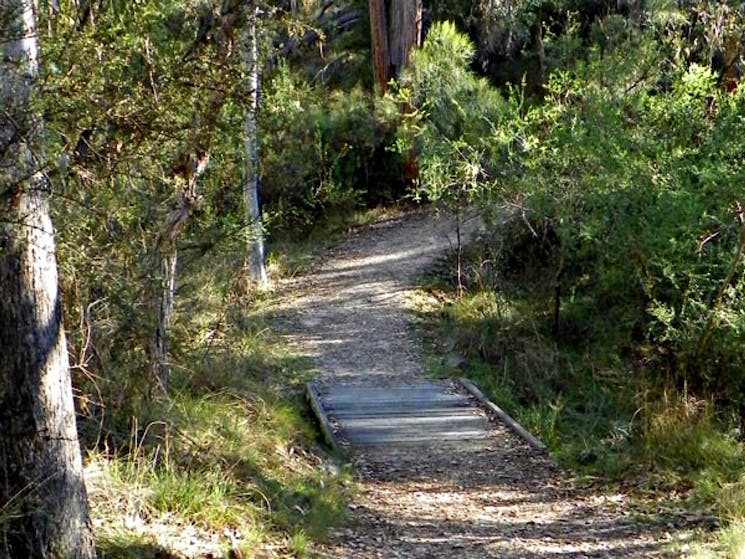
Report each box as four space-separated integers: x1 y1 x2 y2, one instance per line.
415 245 745 554
83 242 353 558
88 386 351 558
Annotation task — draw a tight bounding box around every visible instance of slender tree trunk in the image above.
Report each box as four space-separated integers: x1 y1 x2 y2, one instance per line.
150 167 206 392
535 15 546 84
243 9 268 288
454 205 464 297
151 223 180 393
0 2 96 557
147 12 229 386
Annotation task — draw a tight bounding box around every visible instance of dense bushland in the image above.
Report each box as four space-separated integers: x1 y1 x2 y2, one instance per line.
22 1 371 555
406 13 745 556
485 50 745 405
5 0 745 554
44 0 407 414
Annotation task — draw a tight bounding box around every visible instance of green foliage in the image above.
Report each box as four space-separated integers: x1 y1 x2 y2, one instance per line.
35 5 365 552
85 271 352 556
24 0 745 554
260 63 404 231
42 0 251 413
415 16 745 552
689 521 745 558
423 254 745 508
398 22 505 207
493 37 745 405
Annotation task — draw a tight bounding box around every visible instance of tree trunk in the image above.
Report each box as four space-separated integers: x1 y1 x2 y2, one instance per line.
369 0 421 89
388 0 422 78
369 0 390 93
151 245 177 392
243 10 269 288
0 2 96 557
723 35 741 92
369 0 422 186
150 167 206 392
147 19 228 387
535 15 546 85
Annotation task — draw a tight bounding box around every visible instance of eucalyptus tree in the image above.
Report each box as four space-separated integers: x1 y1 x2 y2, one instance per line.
369 0 422 93
243 2 268 288
46 0 253 392
0 1 96 556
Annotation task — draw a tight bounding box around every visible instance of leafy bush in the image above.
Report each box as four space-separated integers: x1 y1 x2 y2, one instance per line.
398 21 506 207
493 39 745 408
260 64 403 230
418 27 745 541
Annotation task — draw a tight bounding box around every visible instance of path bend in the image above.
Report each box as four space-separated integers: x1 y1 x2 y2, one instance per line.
273 208 679 558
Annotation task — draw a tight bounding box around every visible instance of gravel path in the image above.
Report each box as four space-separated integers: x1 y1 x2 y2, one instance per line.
274 208 682 558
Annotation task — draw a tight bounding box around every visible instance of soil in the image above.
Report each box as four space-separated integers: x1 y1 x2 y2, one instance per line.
274 207 690 558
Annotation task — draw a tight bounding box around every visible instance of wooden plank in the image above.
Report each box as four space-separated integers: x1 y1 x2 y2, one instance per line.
458 378 547 453
325 381 488 447
333 408 477 419
326 389 459 402
330 399 471 412
343 430 489 445
306 382 343 453
342 415 484 429
309 380 531 449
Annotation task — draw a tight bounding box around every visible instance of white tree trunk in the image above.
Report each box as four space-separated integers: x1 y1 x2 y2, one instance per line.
243 10 269 288
151 229 179 393
0 1 96 557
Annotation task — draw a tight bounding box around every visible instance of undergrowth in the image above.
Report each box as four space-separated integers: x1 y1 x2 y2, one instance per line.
414 237 745 557
89 386 350 558
83 241 353 558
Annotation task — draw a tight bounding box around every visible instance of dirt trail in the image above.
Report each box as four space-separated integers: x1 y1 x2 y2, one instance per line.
274 208 682 558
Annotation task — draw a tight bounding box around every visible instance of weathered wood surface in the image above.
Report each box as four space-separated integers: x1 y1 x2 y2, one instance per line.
310 380 503 448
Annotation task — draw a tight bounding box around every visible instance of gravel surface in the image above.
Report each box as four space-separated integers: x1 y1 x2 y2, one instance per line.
273 208 683 558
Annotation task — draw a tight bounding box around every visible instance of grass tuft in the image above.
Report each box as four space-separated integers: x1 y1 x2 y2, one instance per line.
88 385 352 557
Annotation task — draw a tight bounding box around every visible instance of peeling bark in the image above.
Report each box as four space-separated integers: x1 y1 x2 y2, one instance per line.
150 156 207 392
388 0 422 78
369 0 390 93
369 0 422 91
368 0 422 185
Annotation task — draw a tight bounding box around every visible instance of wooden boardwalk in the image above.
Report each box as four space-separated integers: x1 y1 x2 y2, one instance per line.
307 379 545 450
